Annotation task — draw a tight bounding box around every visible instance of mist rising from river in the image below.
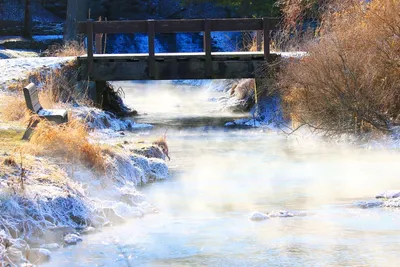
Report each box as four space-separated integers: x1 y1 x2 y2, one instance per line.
46 80 400 267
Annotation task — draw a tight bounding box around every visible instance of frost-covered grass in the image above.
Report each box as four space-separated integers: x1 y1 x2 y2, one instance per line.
0 56 74 91
0 50 171 265
0 131 169 265
24 119 107 172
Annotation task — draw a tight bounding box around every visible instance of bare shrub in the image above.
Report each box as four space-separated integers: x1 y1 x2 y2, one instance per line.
279 0 400 135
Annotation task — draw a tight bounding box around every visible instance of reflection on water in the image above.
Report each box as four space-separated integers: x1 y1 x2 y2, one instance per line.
46 81 400 267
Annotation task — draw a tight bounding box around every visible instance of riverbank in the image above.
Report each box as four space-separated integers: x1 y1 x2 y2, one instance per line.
1 51 398 265
0 55 171 265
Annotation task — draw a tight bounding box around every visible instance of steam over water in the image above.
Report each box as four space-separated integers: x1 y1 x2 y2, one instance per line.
46 81 400 267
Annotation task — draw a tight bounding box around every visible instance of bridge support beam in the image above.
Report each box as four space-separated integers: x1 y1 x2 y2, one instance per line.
77 80 105 107
95 81 106 107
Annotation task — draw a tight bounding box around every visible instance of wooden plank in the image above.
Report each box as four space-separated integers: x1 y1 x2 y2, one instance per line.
155 19 203 33
148 20 155 78
81 59 266 80
93 20 147 34
262 17 270 59
79 51 266 59
77 18 279 35
87 19 94 75
210 18 263 31
204 19 212 78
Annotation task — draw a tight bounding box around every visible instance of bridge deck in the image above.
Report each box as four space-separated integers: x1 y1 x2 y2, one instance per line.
79 51 265 59
78 52 279 81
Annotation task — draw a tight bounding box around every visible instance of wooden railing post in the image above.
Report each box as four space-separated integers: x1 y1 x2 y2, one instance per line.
256 30 262 51
86 19 94 75
95 17 103 54
262 17 270 59
148 19 155 78
204 19 212 78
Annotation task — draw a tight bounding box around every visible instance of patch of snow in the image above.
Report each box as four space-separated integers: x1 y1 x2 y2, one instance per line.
0 56 74 90
72 106 152 133
38 109 67 117
0 48 40 59
276 51 308 58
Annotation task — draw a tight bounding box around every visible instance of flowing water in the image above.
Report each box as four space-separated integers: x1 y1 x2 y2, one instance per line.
46 81 400 267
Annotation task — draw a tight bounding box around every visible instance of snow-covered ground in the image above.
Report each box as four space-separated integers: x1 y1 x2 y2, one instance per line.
0 56 74 90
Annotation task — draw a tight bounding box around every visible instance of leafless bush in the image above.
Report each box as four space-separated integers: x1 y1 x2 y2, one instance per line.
279 0 400 135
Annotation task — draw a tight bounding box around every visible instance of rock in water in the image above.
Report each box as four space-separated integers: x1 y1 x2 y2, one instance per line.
40 243 61 251
64 233 83 246
383 198 400 208
375 190 400 199
26 248 51 264
249 212 269 221
355 200 384 209
268 210 295 218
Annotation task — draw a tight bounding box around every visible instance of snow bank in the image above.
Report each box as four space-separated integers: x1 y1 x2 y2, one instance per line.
0 137 169 265
0 56 74 90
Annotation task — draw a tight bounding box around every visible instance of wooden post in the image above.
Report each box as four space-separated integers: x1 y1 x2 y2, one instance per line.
95 81 106 107
204 19 212 78
86 19 94 75
148 19 155 78
256 31 262 51
95 34 103 54
95 17 103 54
262 17 270 59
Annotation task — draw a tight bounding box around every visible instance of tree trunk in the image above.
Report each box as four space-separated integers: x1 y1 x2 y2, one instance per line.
22 0 32 38
64 0 90 42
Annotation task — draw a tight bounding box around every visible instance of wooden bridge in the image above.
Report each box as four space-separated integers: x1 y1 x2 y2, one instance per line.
76 18 280 104
76 17 279 81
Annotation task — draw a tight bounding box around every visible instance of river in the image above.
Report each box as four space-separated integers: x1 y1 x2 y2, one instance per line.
45 81 400 267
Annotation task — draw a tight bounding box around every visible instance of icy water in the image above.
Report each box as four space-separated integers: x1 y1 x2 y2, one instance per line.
46 81 400 267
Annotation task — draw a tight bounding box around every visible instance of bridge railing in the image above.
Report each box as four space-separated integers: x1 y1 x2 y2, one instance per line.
77 18 279 76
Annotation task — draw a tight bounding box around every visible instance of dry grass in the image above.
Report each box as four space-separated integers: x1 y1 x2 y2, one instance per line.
39 60 80 104
43 41 86 57
5 60 81 108
0 95 30 122
278 0 400 135
24 119 106 172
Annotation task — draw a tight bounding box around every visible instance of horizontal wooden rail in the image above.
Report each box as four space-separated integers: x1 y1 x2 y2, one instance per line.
77 18 279 34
